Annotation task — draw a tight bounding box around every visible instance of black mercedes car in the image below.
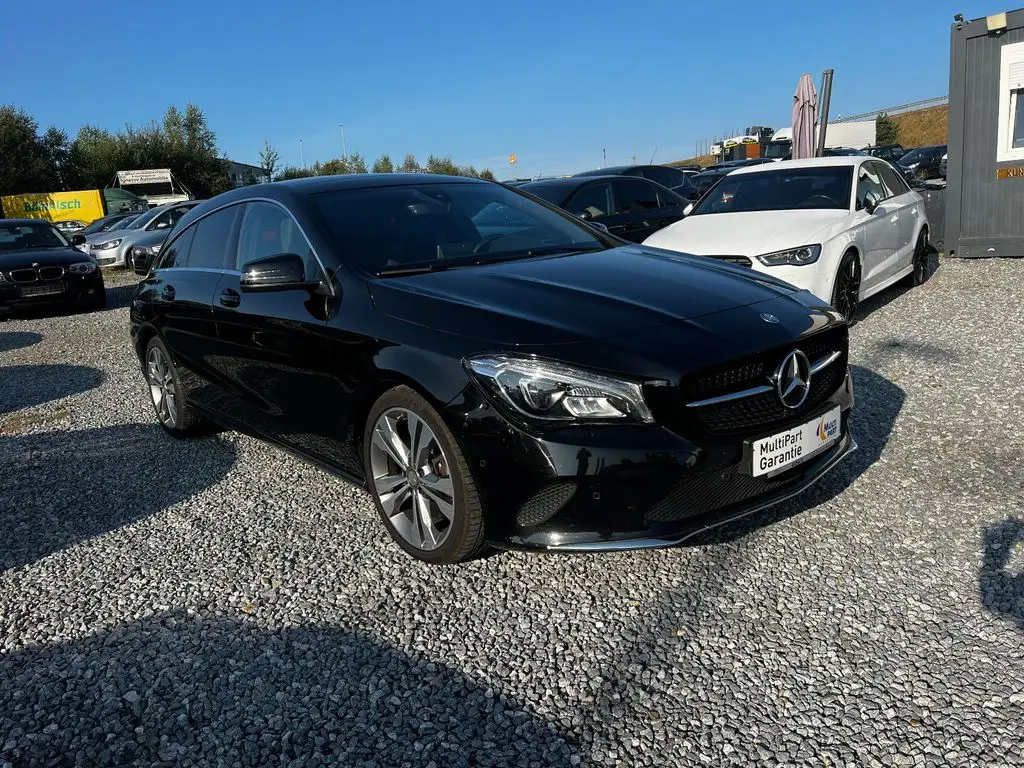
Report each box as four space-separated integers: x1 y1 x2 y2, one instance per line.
130 174 856 564
574 164 700 201
0 219 106 314
519 175 689 242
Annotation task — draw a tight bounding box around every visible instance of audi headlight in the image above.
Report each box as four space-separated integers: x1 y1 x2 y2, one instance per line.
466 355 654 423
93 239 121 250
755 244 821 267
68 262 97 275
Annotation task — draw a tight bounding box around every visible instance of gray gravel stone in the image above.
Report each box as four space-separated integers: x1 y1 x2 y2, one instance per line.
1 260 1023 766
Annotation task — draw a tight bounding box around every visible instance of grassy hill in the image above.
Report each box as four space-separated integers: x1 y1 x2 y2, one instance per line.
671 104 950 167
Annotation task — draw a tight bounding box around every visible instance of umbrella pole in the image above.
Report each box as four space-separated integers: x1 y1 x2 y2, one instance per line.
816 69 835 157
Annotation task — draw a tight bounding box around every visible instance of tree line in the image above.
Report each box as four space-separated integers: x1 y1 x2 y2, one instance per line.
0 103 496 203
259 142 495 183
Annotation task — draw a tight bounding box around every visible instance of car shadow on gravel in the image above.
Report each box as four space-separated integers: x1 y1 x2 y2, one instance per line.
683 364 904 546
0 424 237 572
103 283 138 311
0 611 578 767
980 518 1024 632
0 330 43 354
0 364 106 416
856 248 941 322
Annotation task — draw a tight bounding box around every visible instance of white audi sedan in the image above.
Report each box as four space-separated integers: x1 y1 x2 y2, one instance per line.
643 156 931 321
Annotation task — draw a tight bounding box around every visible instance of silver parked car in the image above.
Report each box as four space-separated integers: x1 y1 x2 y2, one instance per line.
80 200 201 268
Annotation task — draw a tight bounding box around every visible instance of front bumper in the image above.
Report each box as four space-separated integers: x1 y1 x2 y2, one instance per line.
90 241 130 268
0 272 105 312
448 369 855 552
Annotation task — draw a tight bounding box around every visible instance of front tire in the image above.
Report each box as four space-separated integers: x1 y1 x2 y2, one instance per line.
831 251 861 325
363 386 486 564
145 336 205 437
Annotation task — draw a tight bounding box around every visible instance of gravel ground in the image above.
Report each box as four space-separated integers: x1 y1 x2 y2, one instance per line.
1 260 1023 767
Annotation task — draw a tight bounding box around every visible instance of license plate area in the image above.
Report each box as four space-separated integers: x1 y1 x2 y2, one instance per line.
19 284 65 298
744 405 842 477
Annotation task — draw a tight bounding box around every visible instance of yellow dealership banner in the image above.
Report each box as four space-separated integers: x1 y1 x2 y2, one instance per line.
1 190 105 223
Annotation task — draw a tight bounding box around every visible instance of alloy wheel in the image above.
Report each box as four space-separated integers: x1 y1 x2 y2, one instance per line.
369 407 455 551
913 234 929 284
835 256 861 322
147 345 177 427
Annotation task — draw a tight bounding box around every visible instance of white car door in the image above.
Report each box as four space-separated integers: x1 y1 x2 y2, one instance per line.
853 162 900 294
876 161 922 270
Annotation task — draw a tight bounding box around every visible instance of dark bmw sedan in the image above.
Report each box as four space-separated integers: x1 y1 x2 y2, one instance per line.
130 174 855 564
0 220 106 314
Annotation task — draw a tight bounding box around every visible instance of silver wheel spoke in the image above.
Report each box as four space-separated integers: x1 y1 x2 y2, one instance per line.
415 490 441 549
407 411 431 469
373 416 410 469
420 474 455 522
380 483 412 518
374 472 408 496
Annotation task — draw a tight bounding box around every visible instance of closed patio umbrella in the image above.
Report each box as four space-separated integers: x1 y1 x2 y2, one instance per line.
792 73 818 160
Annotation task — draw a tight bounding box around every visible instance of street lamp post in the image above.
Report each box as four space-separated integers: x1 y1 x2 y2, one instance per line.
339 124 347 159
299 139 305 169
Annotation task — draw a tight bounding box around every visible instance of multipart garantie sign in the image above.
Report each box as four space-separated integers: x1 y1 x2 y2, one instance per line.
116 169 173 185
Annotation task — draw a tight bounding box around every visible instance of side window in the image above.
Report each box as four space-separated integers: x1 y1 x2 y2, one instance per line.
187 206 241 270
565 183 612 219
876 162 910 197
640 166 683 189
236 201 319 279
656 187 683 208
147 209 172 231
611 179 661 214
167 205 193 229
155 226 195 270
856 164 888 209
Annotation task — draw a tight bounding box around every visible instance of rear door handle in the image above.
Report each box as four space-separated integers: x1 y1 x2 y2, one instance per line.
219 288 241 308
161 286 175 302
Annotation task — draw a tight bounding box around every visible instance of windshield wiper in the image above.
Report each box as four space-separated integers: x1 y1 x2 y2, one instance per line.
376 262 456 277
525 243 605 257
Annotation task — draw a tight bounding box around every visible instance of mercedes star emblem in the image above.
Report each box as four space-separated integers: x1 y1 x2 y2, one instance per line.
760 313 780 324
774 350 811 408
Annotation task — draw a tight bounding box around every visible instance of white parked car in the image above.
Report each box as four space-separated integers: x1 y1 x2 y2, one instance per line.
643 156 931 321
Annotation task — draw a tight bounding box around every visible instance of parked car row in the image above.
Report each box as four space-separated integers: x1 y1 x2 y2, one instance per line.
72 199 203 269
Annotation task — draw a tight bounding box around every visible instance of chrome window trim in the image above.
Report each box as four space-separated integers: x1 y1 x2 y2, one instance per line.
685 350 842 408
157 197 335 296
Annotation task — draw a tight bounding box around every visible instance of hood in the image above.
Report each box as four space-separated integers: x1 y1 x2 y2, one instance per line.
643 209 850 258
0 247 88 269
88 227 145 246
368 245 804 346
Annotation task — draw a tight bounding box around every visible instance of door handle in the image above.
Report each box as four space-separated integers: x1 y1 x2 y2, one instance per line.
161 286 175 302
890 215 899 224
219 288 241 308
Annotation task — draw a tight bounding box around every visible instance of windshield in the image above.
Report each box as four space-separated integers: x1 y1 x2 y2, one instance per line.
78 217 115 236
125 207 160 229
764 142 791 159
310 181 608 276
108 214 141 231
690 166 854 215
0 222 70 251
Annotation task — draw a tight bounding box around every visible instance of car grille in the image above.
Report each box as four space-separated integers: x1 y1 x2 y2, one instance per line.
8 266 64 283
647 326 848 438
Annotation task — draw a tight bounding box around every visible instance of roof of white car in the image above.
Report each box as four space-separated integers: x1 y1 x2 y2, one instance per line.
731 156 867 175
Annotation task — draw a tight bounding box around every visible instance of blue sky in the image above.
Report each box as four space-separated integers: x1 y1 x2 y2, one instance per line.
2 1 990 177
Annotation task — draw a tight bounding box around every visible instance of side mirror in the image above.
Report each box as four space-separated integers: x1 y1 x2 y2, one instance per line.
577 209 594 222
863 191 881 214
152 220 169 230
240 253 320 292
683 203 695 216
70 234 86 246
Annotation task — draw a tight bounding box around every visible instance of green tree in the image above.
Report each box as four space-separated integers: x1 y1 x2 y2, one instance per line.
318 158 349 176
876 113 899 145
347 152 368 174
71 125 119 189
259 140 280 183
275 166 316 181
479 169 496 181
398 153 419 173
372 153 394 173
0 105 59 196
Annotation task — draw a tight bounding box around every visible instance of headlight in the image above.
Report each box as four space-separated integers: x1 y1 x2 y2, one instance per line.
134 244 160 257
93 239 122 250
68 262 97 275
466 355 654 423
755 244 821 267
